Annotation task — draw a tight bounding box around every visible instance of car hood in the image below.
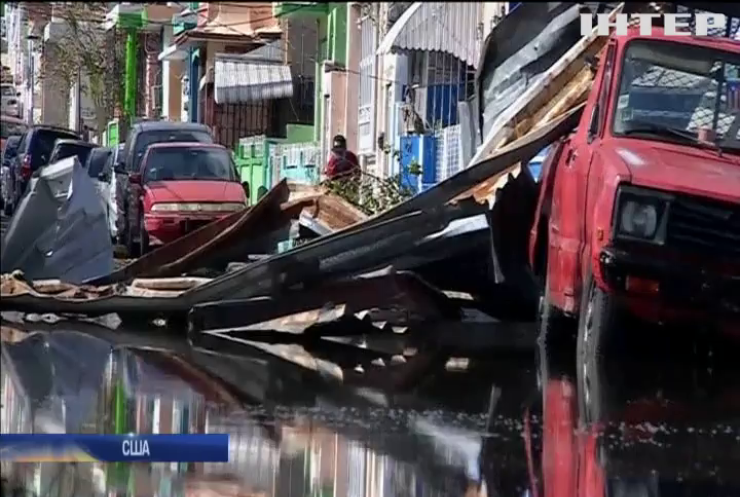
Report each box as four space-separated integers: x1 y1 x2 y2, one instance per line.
145 180 245 203
608 140 740 203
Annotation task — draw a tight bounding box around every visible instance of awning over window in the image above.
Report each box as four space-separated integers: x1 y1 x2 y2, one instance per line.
377 2 483 68
214 54 294 104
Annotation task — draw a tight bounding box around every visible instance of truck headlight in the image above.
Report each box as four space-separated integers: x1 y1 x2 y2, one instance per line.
614 186 671 243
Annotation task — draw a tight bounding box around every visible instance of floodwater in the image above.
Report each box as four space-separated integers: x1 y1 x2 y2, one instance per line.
1 319 739 497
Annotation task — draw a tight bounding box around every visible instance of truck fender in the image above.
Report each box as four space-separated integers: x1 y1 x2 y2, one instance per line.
528 138 568 277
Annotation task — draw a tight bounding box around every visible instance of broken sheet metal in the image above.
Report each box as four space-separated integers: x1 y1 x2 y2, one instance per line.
0 272 211 316
476 2 584 144
1 156 114 284
87 180 307 285
0 200 484 317
475 4 621 156
187 271 461 333
299 191 368 235
183 197 488 306
288 183 368 235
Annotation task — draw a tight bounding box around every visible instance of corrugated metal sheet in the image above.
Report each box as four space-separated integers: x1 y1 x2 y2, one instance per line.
214 54 294 104
235 39 285 64
377 2 483 68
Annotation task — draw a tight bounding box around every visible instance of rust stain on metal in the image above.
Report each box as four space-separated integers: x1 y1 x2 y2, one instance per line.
307 194 367 231
288 181 367 231
0 326 28 343
0 272 209 302
451 165 523 206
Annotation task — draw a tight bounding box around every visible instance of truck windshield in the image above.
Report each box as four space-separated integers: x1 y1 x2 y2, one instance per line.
143 147 238 183
612 40 740 150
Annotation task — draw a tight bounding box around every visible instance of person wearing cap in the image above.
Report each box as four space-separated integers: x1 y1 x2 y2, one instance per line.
324 134 360 180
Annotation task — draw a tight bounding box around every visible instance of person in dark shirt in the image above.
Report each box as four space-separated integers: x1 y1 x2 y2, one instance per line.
324 134 360 180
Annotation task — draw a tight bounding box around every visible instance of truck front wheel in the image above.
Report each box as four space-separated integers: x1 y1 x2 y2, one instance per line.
576 272 620 425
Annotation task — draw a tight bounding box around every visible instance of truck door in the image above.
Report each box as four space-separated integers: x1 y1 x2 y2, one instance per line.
549 43 617 313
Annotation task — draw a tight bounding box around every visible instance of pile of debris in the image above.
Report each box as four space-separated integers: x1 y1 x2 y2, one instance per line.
2 2 615 389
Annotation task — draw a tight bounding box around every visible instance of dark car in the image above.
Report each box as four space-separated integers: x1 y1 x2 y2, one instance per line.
85 147 117 240
115 121 214 251
2 135 21 213
48 139 96 166
9 125 79 212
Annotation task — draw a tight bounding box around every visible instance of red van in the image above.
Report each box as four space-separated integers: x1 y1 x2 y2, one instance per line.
124 142 248 254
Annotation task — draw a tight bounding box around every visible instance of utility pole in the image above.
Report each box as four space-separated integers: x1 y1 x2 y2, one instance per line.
26 33 40 125
76 65 82 133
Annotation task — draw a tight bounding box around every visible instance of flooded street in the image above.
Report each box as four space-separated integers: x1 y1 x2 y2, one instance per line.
2 317 739 497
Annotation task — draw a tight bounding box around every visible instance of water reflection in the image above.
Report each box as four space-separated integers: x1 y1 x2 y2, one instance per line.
2 328 516 497
1 325 739 496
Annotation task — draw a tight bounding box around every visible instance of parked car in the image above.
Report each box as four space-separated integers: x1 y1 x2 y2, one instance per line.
85 146 117 242
8 125 80 213
124 142 247 255
115 120 214 253
1 134 22 213
528 27 740 383
48 138 96 166
109 142 127 243
0 114 26 151
0 84 21 117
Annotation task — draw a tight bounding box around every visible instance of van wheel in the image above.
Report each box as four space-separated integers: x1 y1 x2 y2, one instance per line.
576 272 619 426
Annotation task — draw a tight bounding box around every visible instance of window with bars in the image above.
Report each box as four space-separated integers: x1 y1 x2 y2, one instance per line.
358 14 377 153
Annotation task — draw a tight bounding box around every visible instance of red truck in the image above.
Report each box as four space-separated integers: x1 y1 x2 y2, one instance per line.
529 28 740 374
125 142 248 254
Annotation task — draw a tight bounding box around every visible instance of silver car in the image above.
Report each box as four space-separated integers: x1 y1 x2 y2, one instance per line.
84 146 118 241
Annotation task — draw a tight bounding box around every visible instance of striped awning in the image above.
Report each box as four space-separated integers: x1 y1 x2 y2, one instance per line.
214 54 294 104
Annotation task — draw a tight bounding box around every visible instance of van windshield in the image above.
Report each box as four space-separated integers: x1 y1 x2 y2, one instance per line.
30 129 79 168
143 147 238 183
132 129 213 172
50 143 94 165
612 40 740 150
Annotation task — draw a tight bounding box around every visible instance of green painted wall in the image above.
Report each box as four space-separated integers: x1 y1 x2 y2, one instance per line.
277 3 348 143
286 124 314 143
313 4 348 142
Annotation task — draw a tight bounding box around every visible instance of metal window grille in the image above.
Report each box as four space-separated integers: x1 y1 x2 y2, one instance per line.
435 124 462 181
627 61 740 140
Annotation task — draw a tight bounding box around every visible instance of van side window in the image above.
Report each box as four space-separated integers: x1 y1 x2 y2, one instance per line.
588 44 617 141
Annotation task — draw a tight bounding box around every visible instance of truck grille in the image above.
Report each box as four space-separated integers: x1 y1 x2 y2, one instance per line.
666 196 740 259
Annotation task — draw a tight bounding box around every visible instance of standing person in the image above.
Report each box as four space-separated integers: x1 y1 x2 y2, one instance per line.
324 134 360 181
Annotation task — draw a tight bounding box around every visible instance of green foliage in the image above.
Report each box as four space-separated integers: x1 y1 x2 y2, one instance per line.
39 3 124 132
322 171 415 215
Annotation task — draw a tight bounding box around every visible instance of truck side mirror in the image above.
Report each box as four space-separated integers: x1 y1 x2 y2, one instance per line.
129 172 142 185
